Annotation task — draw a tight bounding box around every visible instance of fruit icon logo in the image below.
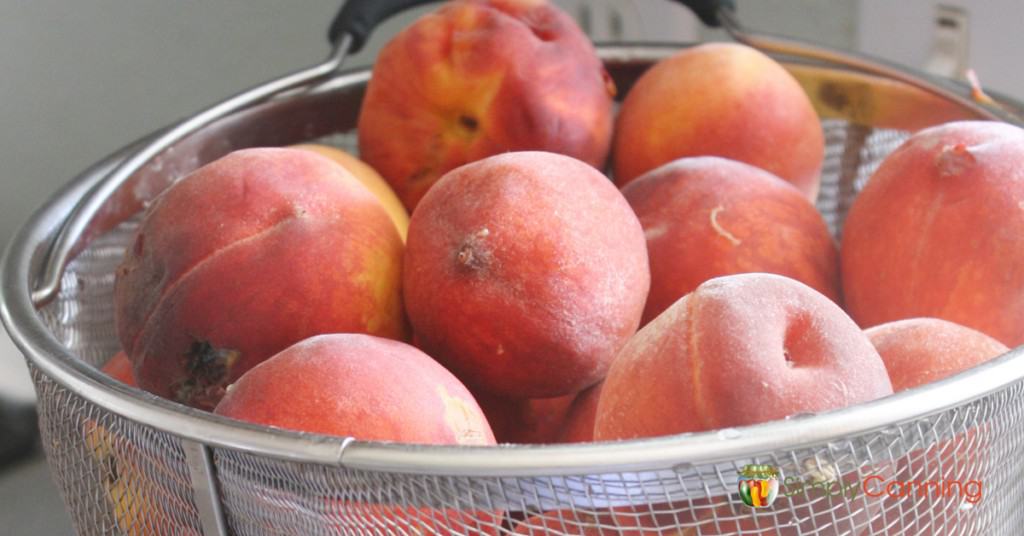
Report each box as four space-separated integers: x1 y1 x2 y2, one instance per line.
738 464 780 508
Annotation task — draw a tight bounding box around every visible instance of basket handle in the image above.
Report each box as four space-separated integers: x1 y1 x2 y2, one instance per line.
668 0 735 27
328 0 737 54
328 0 440 53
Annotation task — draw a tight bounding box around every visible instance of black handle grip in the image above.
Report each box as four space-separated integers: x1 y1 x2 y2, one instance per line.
669 0 735 27
330 0 735 53
329 0 441 53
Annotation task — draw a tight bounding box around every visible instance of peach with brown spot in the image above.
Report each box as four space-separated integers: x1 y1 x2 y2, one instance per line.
358 0 615 210
114 148 407 409
404 151 649 399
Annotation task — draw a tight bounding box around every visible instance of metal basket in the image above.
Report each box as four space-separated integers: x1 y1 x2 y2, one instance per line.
4 1 1024 534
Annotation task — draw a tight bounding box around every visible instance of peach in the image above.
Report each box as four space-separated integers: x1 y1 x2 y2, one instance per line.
863 318 1000 534
594 273 892 440
101 351 136 387
84 419 198 535
404 151 649 399
841 121 1024 348
866 318 1009 392
622 157 840 324
215 334 494 445
114 148 406 409
221 336 502 535
358 0 615 210
613 43 824 201
476 392 575 444
292 144 409 241
557 382 602 443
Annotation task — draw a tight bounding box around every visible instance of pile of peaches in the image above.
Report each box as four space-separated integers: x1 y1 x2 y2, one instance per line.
105 0 1021 465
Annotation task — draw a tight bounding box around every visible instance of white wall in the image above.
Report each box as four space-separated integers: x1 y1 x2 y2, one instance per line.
859 0 1024 99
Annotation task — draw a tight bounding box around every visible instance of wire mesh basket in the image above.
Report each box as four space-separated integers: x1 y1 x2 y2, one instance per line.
4 1 1024 534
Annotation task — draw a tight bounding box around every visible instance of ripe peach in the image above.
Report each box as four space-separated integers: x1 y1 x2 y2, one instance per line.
476 392 575 444
358 0 615 210
613 43 824 201
84 419 198 535
292 144 409 241
863 318 1000 534
866 318 1009 392
215 334 494 445
223 335 503 536
404 151 649 399
594 273 892 440
115 148 406 409
101 352 136 387
622 157 840 324
557 382 602 443
842 121 1024 347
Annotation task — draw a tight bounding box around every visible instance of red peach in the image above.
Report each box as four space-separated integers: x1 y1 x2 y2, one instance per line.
622 157 840 324
594 273 892 440
358 0 615 210
115 148 406 409
101 352 136 387
214 334 494 445
842 121 1024 348
557 382 602 443
613 43 824 201
217 335 500 536
476 392 575 444
866 318 1009 392
404 151 649 399
863 318 1000 534
292 144 410 241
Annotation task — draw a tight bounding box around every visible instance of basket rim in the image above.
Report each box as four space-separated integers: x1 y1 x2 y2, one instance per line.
4 44 1024 477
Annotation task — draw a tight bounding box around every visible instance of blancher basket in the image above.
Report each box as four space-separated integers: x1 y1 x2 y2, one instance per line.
4 1 1024 534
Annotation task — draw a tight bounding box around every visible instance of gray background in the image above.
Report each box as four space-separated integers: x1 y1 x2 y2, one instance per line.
0 1 1019 534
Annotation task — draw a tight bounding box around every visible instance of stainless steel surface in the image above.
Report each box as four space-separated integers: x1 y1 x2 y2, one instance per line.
3 42 1024 534
183 440 229 536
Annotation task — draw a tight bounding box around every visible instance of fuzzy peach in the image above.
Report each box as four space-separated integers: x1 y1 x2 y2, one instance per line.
215 334 494 445
623 156 840 324
101 352 136 387
595 273 892 440
358 0 615 210
864 318 1002 534
866 318 1009 392
292 144 409 241
557 382 602 443
404 151 649 399
476 392 575 444
613 43 824 200
114 148 406 409
842 121 1024 348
